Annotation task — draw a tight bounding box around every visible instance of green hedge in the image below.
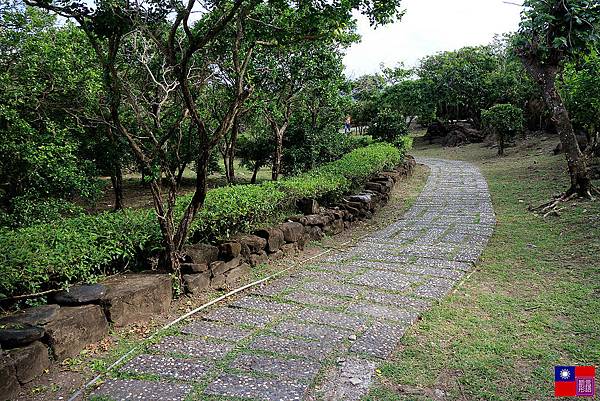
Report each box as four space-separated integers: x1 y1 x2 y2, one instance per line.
0 143 406 299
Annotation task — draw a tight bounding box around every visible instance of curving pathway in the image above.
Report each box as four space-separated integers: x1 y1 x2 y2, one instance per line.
91 158 495 401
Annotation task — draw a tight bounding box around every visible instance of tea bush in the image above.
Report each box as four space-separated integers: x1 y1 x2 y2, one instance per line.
0 142 408 298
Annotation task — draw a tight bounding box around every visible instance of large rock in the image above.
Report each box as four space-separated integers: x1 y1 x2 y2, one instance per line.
52 284 107 306
0 323 45 349
44 305 108 361
184 243 219 265
324 219 344 236
365 182 386 193
7 341 49 384
248 251 268 267
225 264 251 286
280 222 304 243
304 226 324 241
239 235 267 255
297 198 319 215
255 228 285 253
181 263 210 274
210 257 242 276
183 272 211 295
102 274 172 327
0 304 59 327
302 214 327 227
219 242 242 261
0 356 20 401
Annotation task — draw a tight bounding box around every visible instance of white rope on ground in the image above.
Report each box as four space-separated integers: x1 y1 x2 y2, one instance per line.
67 236 364 401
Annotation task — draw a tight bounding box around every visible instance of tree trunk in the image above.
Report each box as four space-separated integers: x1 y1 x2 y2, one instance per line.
110 163 124 211
251 162 261 184
272 128 283 181
537 66 592 198
228 116 239 183
175 163 187 189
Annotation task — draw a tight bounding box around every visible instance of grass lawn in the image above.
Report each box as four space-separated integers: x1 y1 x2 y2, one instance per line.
365 133 600 400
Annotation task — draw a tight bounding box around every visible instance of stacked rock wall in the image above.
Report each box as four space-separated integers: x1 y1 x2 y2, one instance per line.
0 156 415 398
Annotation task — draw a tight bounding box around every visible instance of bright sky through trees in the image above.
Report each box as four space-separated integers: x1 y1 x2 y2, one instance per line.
344 0 522 76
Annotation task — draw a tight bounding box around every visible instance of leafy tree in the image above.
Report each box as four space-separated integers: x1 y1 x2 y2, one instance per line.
482 104 524 156
0 6 104 226
24 0 404 275
515 0 600 200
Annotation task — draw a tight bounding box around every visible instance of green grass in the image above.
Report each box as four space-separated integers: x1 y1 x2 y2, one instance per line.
365 134 600 400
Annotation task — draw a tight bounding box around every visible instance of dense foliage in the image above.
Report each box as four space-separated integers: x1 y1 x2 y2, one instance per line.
0 143 406 299
482 104 524 156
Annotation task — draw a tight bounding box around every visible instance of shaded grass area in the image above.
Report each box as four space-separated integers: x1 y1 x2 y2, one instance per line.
365 134 600 400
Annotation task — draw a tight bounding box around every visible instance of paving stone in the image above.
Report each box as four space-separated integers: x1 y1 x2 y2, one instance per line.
151 336 233 360
230 354 320 381
350 322 407 359
249 334 336 360
180 320 251 341
350 270 418 292
295 308 369 331
273 320 351 343
302 280 362 298
319 357 377 401
414 257 472 271
203 306 274 328
314 263 365 275
347 302 419 324
283 291 350 309
363 290 432 311
231 295 300 316
120 354 210 381
91 379 192 401
205 373 308 401
252 276 304 296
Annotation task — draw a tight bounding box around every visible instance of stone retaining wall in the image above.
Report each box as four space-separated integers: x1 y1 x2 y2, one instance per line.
0 156 415 399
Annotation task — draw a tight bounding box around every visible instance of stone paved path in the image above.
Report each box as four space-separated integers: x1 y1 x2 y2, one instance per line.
91 158 495 401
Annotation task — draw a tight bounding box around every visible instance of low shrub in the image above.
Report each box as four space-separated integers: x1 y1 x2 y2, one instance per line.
481 104 524 156
0 143 408 299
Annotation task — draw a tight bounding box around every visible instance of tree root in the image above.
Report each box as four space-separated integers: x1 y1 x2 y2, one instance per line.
530 185 599 217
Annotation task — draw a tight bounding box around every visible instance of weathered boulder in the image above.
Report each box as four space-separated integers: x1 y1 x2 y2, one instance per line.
302 214 326 227
297 198 320 215
210 257 242 276
365 182 386 193
324 219 344 236
280 222 304 243
239 235 267 255
210 274 227 290
44 305 108 361
52 284 106 306
183 272 211 295
219 242 242 260
0 356 20 401
181 263 210 274
248 251 269 267
349 194 372 203
0 323 45 349
255 228 285 253
7 341 49 384
304 225 324 241
102 274 172 327
281 243 298 257
225 263 251 286
184 243 219 265
0 304 59 327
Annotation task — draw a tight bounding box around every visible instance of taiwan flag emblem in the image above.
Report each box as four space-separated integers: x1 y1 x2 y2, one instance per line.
555 366 596 397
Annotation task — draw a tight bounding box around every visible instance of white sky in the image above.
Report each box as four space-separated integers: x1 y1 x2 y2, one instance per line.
343 0 523 77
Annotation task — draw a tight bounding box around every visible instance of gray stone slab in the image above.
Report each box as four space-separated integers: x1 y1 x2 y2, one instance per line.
91 379 192 401
252 276 304 296
231 295 300 316
347 302 419 324
203 306 274 328
295 308 369 331
283 291 350 309
302 280 361 298
273 320 351 343
350 322 407 359
151 336 233 360
249 334 336 360
205 373 308 401
319 357 376 401
230 354 321 381
414 257 472 271
363 290 432 311
180 320 252 341
350 270 417 292
119 354 210 381
315 263 365 275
